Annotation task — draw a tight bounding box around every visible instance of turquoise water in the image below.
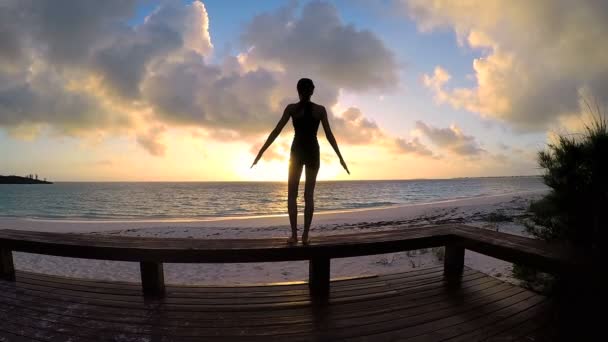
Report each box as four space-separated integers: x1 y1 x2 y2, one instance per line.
0 177 546 220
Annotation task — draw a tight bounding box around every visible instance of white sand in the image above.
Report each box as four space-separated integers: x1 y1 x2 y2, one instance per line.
1 190 546 286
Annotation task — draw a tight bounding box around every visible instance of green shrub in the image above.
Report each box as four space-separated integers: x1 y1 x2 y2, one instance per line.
526 112 608 251
516 102 607 294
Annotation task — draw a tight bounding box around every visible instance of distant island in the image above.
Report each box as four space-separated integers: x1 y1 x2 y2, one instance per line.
0 175 52 184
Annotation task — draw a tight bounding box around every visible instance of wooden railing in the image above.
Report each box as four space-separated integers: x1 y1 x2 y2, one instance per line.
0 224 582 298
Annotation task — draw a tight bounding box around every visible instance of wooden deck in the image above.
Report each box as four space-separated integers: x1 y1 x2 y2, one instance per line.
0 265 555 341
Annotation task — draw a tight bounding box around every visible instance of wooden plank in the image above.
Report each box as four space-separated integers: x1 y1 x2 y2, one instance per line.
0 309 99 342
321 283 517 334
0 306 129 342
15 266 433 296
0 226 455 263
0 269 487 317
0 302 316 339
2 270 484 316
444 244 464 282
0 294 313 333
0 266 554 341
0 285 530 340
0 225 582 276
4 227 449 247
478 302 555 341
0 248 14 281
2 278 504 327
8 273 397 306
0 327 45 342
0 286 408 338
0 270 428 301
15 269 378 299
309 257 330 299
516 324 558 342
336 287 535 341
6 268 471 308
414 295 550 341
452 224 583 274
140 261 165 297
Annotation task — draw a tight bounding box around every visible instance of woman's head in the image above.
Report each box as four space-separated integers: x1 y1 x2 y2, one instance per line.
297 78 314 101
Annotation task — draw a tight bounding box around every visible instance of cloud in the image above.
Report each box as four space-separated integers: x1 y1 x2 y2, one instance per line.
421 66 452 103
393 137 435 157
0 1 407 158
142 55 280 133
0 63 131 134
95 0 213 100
415 121 485 156
497 142 510 151
331 107 383 144
249 141 290 162
329 107 438 158
241 1 399 91
406 0 608 130
0 0 210 135
136 126 166 156
15 0 139 66
93 2 212 101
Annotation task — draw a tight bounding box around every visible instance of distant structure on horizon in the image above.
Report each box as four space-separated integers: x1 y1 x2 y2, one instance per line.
0 174 52 184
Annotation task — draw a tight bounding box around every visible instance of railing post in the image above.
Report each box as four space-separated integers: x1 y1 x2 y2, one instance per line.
140 262 165 297
0 248 15 281
309 257 330 299
444 244 465 280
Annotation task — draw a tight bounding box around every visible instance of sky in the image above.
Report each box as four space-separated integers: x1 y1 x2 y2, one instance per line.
1 0 607 181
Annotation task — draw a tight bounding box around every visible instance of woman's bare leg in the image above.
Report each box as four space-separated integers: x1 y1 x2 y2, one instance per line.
302 165 319 244
287 161 304 243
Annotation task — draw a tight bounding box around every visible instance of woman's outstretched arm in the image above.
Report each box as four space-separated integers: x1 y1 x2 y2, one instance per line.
251 105 292 168
321 107 350 174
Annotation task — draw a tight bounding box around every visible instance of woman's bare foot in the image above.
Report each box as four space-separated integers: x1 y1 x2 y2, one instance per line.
287 235 298 245
301 233 310 245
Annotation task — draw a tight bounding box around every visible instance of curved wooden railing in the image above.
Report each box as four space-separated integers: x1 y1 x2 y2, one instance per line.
0 224 582 298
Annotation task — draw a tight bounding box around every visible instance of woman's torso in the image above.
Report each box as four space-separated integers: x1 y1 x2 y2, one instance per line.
291 101 321 148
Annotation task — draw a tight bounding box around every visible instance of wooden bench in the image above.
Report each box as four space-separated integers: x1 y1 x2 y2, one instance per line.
0 224 582 299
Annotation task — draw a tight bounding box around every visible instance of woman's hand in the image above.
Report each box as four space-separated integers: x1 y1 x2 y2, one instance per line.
250 155 261 168
340 158 350 175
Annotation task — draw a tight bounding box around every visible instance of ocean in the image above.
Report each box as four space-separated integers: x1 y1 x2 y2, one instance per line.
0 177 547 220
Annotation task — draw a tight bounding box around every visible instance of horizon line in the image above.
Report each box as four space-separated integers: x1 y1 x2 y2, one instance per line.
2 174 542 183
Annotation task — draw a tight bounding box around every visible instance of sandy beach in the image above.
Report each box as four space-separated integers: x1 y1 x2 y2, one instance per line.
1 190 546 286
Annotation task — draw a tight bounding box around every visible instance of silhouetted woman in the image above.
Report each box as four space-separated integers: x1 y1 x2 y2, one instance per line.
251 78 349 244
